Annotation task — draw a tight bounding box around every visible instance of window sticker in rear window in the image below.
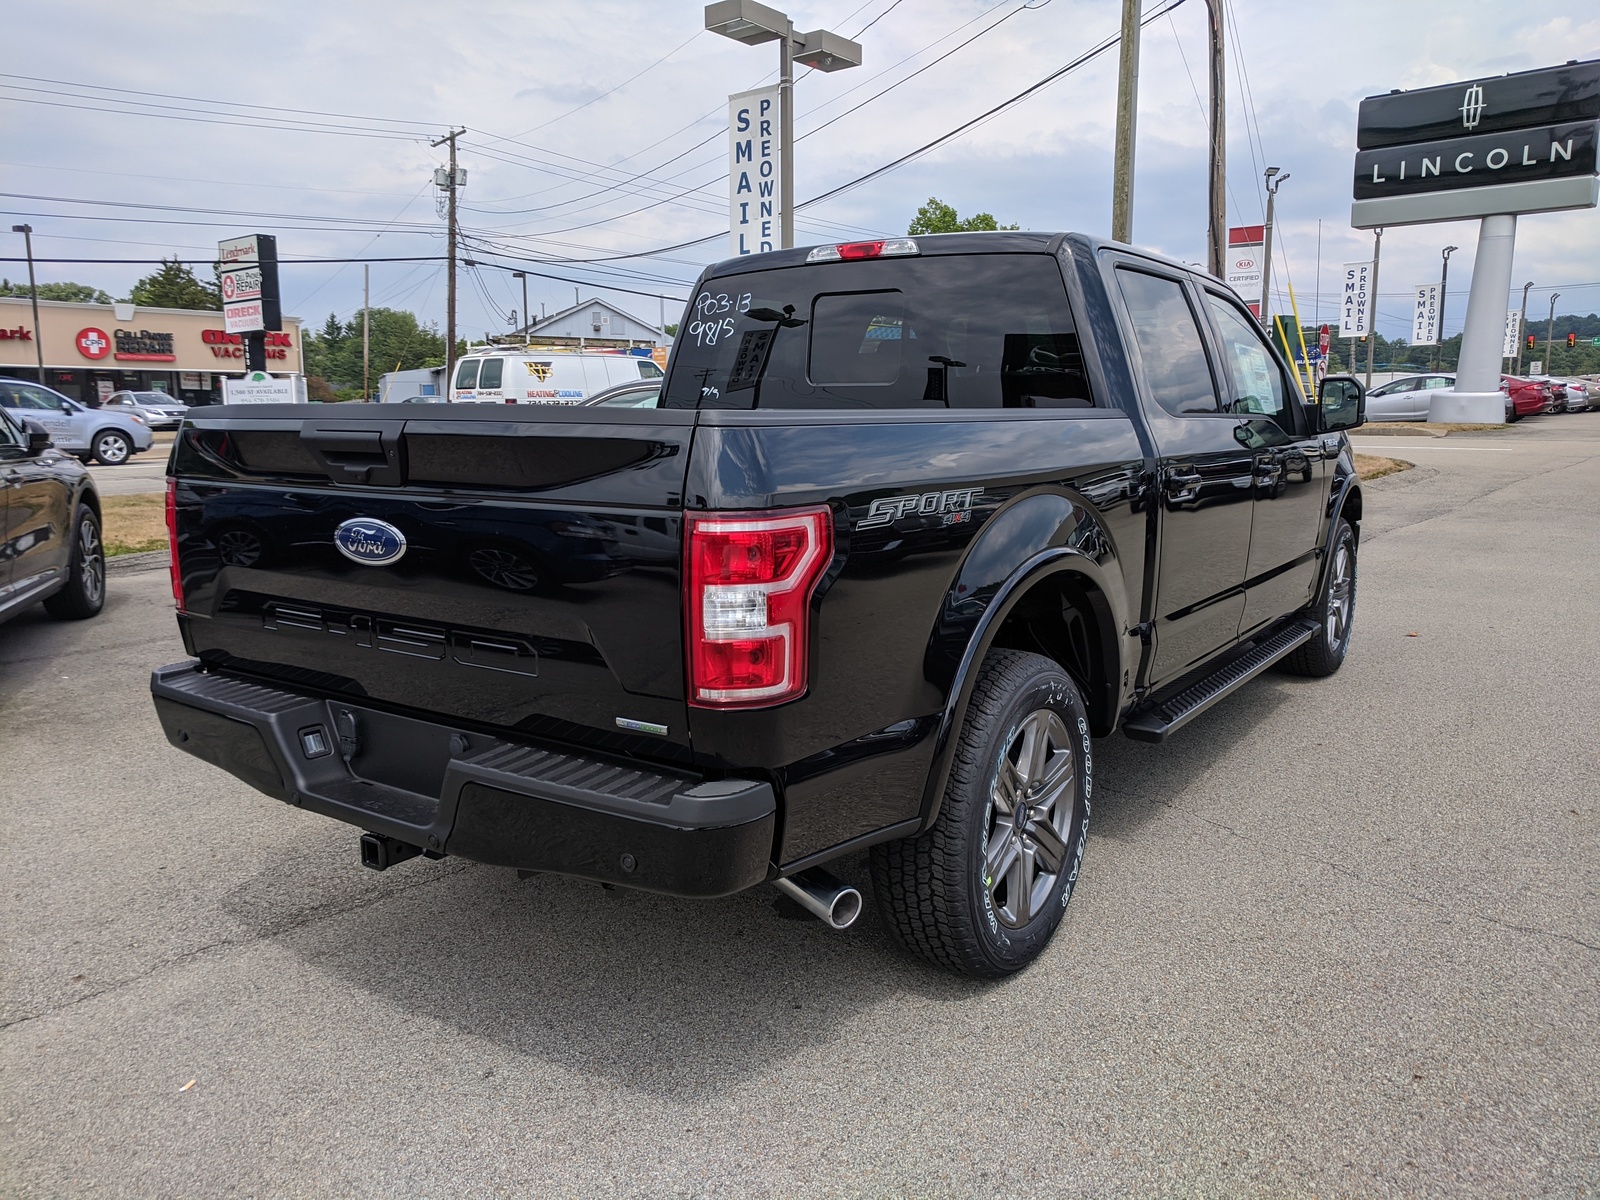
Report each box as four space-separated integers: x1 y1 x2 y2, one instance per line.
663 254 1093 411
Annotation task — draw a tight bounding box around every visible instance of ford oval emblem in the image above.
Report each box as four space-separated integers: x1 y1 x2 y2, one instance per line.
333 518 407 566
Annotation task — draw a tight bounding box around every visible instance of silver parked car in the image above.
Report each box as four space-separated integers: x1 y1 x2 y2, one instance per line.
104 389 189 430
0 378 155 465
1363 373 1456 421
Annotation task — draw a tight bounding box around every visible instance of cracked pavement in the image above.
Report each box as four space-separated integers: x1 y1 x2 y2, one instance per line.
2 420 1596 1197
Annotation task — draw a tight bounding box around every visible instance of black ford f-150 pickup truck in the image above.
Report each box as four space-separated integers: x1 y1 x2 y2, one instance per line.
151 232 1367 977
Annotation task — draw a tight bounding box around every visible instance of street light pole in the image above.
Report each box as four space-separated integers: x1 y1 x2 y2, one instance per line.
1435 244 1457 372
1515 280 1534 374
705 1 861 252
11 224 46 384
1259 168 1288 320
1544 292 1560 372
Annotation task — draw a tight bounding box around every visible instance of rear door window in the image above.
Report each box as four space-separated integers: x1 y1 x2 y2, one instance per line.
454 359 480 389
477 358 504 390
1115 270 1220 416
662 253 1092 410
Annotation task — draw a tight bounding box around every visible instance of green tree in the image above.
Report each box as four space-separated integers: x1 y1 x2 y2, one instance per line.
305 308 446 391
126 258 221 310
0 279 112 304
907 196 1019 236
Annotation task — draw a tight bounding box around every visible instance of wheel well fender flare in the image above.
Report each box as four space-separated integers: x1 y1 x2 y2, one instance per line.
916 546 1125 833
1316 472 1362 593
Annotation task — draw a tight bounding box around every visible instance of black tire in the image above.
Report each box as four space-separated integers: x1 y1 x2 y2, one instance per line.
871 649 1092 978
43 505 106 620
1283 516 1356 677
92 429 133 466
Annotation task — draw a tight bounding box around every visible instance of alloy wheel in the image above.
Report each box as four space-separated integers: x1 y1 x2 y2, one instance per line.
80 516 104 605
96 433 130 464
1327 541 1354 650
984 708 1077 928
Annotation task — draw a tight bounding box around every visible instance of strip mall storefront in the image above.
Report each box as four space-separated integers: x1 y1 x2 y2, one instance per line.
0 297 302 406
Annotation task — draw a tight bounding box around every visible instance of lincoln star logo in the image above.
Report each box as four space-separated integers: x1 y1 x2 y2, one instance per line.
858 488 983 530
1460 83 1486 130
333 518 407 566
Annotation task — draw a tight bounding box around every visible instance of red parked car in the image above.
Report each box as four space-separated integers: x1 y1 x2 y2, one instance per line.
1501 376 1551 421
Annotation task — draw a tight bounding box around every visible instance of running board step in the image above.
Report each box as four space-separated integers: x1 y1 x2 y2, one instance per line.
1123 618 1318 743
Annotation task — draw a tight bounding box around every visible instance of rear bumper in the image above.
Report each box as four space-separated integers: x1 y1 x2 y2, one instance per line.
150 661 776 897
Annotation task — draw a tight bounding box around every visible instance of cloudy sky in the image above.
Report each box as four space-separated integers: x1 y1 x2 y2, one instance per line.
3 0 1597 345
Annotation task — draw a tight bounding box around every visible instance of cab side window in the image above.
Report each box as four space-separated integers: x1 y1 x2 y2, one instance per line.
1115 269 1220 415
1205 294 1295 432
638 360 664 379
9 385 65 411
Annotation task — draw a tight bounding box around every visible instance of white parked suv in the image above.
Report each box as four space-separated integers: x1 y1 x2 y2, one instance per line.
0 378 154 465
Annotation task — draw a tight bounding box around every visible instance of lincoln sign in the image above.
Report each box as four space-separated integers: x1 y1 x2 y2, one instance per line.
1352 59 1600 227
1348 59 1599 424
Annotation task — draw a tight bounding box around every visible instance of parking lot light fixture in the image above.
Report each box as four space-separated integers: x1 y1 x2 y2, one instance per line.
11 224 46 382
704 1 862 249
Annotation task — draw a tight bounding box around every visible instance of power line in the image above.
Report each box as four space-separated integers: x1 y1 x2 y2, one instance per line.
799 0 1190 211
0 72 441 129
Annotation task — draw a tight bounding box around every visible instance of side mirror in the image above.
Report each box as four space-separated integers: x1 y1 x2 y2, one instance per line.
61 398 82 414
23 419 52 454
1318 374 1365 432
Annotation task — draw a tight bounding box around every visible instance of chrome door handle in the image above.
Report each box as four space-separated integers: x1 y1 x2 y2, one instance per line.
1164 471 1202 502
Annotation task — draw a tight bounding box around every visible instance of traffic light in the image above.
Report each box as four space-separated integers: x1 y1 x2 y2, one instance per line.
1527 334 1537 348
1568 332 1577 347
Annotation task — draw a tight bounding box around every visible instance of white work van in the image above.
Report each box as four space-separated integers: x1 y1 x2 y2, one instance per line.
450 351 663 405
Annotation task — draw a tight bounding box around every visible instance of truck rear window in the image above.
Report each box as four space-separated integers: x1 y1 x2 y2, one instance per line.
662 253 1092 411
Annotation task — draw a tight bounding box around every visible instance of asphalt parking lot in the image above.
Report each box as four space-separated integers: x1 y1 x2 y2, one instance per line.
2 420 1596 1198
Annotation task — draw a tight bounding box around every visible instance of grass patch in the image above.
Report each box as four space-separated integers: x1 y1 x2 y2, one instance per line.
101 493 168 556
1355 453 1412 481
1354 421 1510 437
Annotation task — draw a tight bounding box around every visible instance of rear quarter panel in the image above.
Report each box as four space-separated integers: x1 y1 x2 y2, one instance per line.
686 409 1145 862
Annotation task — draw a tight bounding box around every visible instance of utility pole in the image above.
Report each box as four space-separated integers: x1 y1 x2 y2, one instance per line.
1515 280 1534 374
1111 0 1141 243
512 271 528 341
1434 244 1458 372
1205 0 1225 276
1365 226 1383 390
362 263 370 401
10 224 46 383
1259 167 1288 320
1544 292 1560 371
431 128 465 390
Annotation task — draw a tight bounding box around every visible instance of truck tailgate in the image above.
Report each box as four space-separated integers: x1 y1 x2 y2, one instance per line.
169 405 695 755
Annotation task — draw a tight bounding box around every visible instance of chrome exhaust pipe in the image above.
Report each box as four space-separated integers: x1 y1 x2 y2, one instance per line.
774 868 863 930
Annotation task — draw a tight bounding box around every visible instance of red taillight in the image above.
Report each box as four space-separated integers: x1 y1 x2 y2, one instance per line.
686 506 832 708
164 477 185 611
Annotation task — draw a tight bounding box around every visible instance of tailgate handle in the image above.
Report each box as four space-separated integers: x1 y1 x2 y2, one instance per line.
300 425 406 485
